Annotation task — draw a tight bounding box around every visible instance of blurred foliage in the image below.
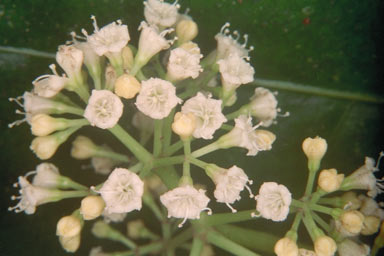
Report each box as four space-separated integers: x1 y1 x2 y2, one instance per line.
0 0 383 255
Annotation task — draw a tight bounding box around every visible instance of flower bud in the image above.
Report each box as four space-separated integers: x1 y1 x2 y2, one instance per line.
30 135 60 160
302 136 327 161
80 196 105 220
31 114 67 136
318 168 344 193
91 220 114 239
176 19 198 44
314 235 337 256
59 234 81 253
274 237 299 256
298 248 316 256
337 239 370 256
127 220 146 239
114 74 141 99
122 46 134 70
71 135 97 159
340 210 364 235
361 215 380 235
171 112 196 140
254 129 276 150
56 215 82 237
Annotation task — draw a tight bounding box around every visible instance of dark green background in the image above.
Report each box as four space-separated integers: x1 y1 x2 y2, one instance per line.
1 0 383 255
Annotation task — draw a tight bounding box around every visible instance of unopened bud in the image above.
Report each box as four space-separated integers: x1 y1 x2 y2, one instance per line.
114 74 141 99
80 196 105 220
361 215 380 235
30 135 60 160
59 234 81 253
172 112 196 140
71 135 97 159
274 237 299 256
341 191 361 210
338 239 370 256
56 215 82 237
176 19 198 44
302 136 327 171
314 235 337 256
31 114 67 136
122 46 134 70
340 210 364 235
318 168 344 193
254 129 276 151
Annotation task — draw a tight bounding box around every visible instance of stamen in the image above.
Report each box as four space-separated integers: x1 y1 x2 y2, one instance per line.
184 7 190 14
245 184 254 198
81 28 89 37
226 203 237 213
24 171 37 178
178 216 188 228
251 212 260 218
15 109 26 115
90 15 99 31
8 119 26 128
220 22 230 34
252 121 263 130
278 111 290 117
90 186 100 193
233 30 240 41
116 19 122 25
376 151 384 169
49 64 59 76
13 182 19 188
202 207 212 215
160 28 174 37
8 97 24 108
242 34 249 47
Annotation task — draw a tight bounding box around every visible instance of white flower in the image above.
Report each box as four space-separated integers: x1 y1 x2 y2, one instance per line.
99 168 144 214
84 90 124 129
255 182 292 222
341 154 383 197
31 162 61 188
249 87 279 127
217 53 254 89
181 92 226 139
135 78 181 119
358 194 384 220
71 37 101 77
160 185 211 227
22 92 60 120
8 176 60 214
135 21 175 66
85 16 130 56
218 115 275 156
91 156 117 175
144 0 180 28
56 44 84 78
210 165 253 212
167 47 202 81
215 22 253 60
33 65 68 98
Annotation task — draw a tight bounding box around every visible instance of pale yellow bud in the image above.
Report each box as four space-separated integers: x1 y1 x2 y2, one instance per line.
318 168 344 193
71 135 97 159
298 248 316 256
122 46 134 70
114 74 141 99
59 234 81 253
172 112 197 139
302 136 327 162
340 210 365 235
176 19 198 44
341 191 361 210
179 42 201 55
361 215 380 235
127 220 145 239
80 196 105 220
314 235 337 256
254 129 276 150
274 237 299 256
30 135 60 160
31 114 67 136
56 215 82 237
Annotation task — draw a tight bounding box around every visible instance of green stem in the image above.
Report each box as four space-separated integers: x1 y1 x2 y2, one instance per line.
183 140 191 177
162 109 175 151
94 148 130 163
308 203 342 218
154 166 180 189
290 212 302 235
129 162 143 173
59 176 89 191
143 192 164 222
311 211 331 233
317 197 344 208
164 140 184 156
310 189 327 203
57 190 91 200
225 105 248 120
188 157 209 170
72 83 90 103
108 124 153 163
153 155 185 168
301 209 321 242
189 236 204 256
201 210 255 226
206 229 261 256
251 78 384 104
111 242 163 256
154 119 163 157
0 45 55 58
191 142 220 158
304 169 318 197
167 227 194 251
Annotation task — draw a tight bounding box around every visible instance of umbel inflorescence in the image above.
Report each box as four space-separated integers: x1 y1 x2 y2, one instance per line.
7 0 384 255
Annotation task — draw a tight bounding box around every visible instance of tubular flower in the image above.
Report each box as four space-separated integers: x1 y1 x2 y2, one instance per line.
84 90 124 129
32 65 68 98
98 168 144 214
56 44 84 78
167 47 203 81
31 162 61 188
135 78 181 119
160 185 211 227
215 22 253 60
84 16 130 56
144 0 180 28
181 92 226 139
218 115 275 156
248 87 280 127
255 182 292 222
